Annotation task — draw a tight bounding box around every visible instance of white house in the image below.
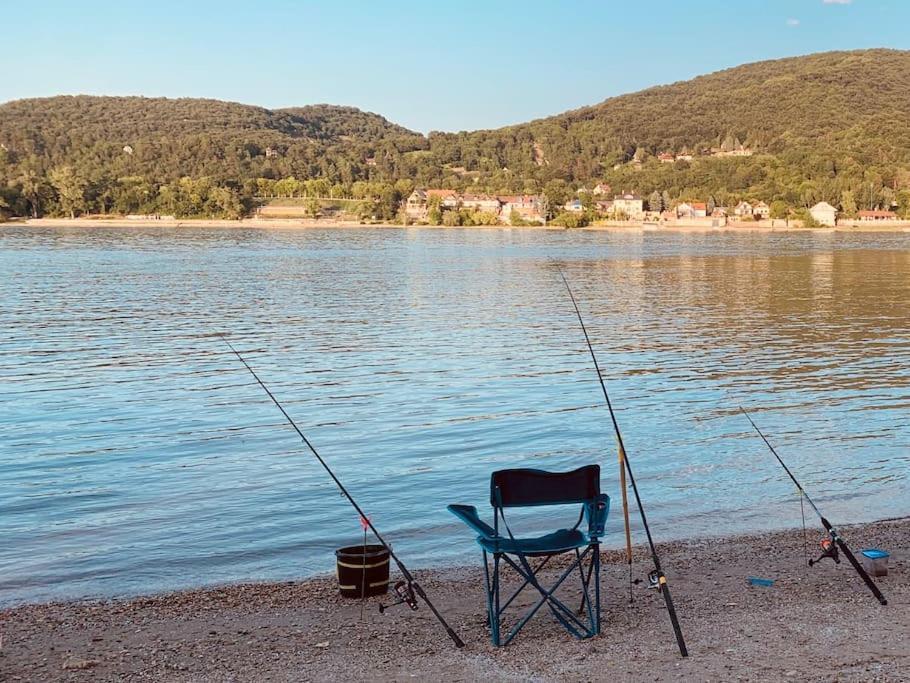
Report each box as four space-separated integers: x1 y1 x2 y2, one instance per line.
733 201 753 217
809 202 838 227
613 193 644 220
405 189 428 219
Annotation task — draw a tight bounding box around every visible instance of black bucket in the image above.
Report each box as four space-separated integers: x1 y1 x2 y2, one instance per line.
335 544 390 598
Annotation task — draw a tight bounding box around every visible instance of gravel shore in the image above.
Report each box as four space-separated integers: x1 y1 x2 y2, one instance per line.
2 518 907 682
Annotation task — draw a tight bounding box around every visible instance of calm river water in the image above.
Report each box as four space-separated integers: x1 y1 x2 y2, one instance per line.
1 225 908 605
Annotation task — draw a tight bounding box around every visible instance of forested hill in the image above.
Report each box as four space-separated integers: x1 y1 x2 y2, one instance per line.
448 49 910 176
0 96 426 181
3 49 910 220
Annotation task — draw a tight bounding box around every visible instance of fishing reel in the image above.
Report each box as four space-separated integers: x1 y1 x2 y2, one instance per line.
646 570 662 592
629 570 663 592
808 538 840 566
379 580 419 613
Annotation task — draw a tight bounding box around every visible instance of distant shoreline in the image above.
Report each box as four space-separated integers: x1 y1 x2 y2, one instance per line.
11 217 910 233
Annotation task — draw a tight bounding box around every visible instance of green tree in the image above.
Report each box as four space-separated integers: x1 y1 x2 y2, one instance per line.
112 176 154 215
509 208 526 226
549 212 586 228
427 195 442 225
377 185 401 221
441 209 462 226
769 200 789 220
394 178 415 197
470 210 499 226
209 186 243 219
305 197 321 218
256 178 277 197
797 207 821 228
896 190 910 219
16 161 47 218
274 177 301 197
49 165 88 218
648 190 662 212
840 190 858 218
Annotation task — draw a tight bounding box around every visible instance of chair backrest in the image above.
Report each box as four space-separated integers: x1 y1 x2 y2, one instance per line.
490 465 600 508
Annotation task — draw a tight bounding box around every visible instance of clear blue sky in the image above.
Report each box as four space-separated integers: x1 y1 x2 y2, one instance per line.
3 0 906 133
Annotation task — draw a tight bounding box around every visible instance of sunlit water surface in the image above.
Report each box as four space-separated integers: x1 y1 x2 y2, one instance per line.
1 226 908 605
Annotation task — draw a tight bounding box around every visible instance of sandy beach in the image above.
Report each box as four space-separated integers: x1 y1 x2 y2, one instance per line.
1 518 906 682
12 217 910 233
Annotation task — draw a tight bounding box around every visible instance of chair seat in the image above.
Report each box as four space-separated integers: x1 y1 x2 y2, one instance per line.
479 528 588 556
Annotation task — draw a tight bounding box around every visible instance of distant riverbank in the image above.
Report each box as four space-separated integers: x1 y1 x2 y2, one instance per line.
14 217 910 233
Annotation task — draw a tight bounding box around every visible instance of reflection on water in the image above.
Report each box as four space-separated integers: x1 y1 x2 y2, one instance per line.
1 226 908 605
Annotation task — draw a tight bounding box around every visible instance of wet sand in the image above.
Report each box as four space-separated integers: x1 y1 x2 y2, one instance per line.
1 518 906 682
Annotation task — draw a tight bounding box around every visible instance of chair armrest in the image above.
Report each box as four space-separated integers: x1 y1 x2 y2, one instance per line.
447 504 497 540
584 494 610 539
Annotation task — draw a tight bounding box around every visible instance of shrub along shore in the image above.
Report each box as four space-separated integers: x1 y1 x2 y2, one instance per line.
11 216 910 233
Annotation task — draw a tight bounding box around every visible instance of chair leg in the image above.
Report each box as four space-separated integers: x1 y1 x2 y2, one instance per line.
492 553 502 646
482 550 494 639
575 548 596 636
593 543 601 635
574 545 601 636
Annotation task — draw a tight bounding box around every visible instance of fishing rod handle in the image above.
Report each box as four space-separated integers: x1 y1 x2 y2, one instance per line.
658 576 689 657
820 518 887 606
834 538 888 606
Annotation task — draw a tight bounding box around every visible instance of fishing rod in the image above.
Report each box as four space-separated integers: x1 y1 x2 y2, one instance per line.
740 407 887 606
557 269 689 658
218 334 466 648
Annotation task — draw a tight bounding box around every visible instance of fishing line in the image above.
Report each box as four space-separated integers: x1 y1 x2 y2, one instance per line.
799 490 809 568
217 333 466 647
556 267 689 658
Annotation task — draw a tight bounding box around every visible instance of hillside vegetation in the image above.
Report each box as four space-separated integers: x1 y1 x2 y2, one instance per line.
2 49 910 220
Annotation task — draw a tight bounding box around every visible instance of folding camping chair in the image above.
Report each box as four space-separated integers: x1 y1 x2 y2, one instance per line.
448 465 609 646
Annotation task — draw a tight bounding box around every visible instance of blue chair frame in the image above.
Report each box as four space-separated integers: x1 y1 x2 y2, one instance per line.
448 465 609 646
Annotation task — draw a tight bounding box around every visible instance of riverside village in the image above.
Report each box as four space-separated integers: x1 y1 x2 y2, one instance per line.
399 184 906 229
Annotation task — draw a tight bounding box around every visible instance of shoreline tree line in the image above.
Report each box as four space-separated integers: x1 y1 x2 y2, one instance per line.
4 50 910 222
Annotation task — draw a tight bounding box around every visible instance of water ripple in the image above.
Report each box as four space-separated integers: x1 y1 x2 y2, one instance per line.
1 226 909 605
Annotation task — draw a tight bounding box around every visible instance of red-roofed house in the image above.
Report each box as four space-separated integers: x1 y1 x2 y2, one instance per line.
427 189 460 209
676 202 707 218
499 195 544 224
858 209 898 221
459 194 502 213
